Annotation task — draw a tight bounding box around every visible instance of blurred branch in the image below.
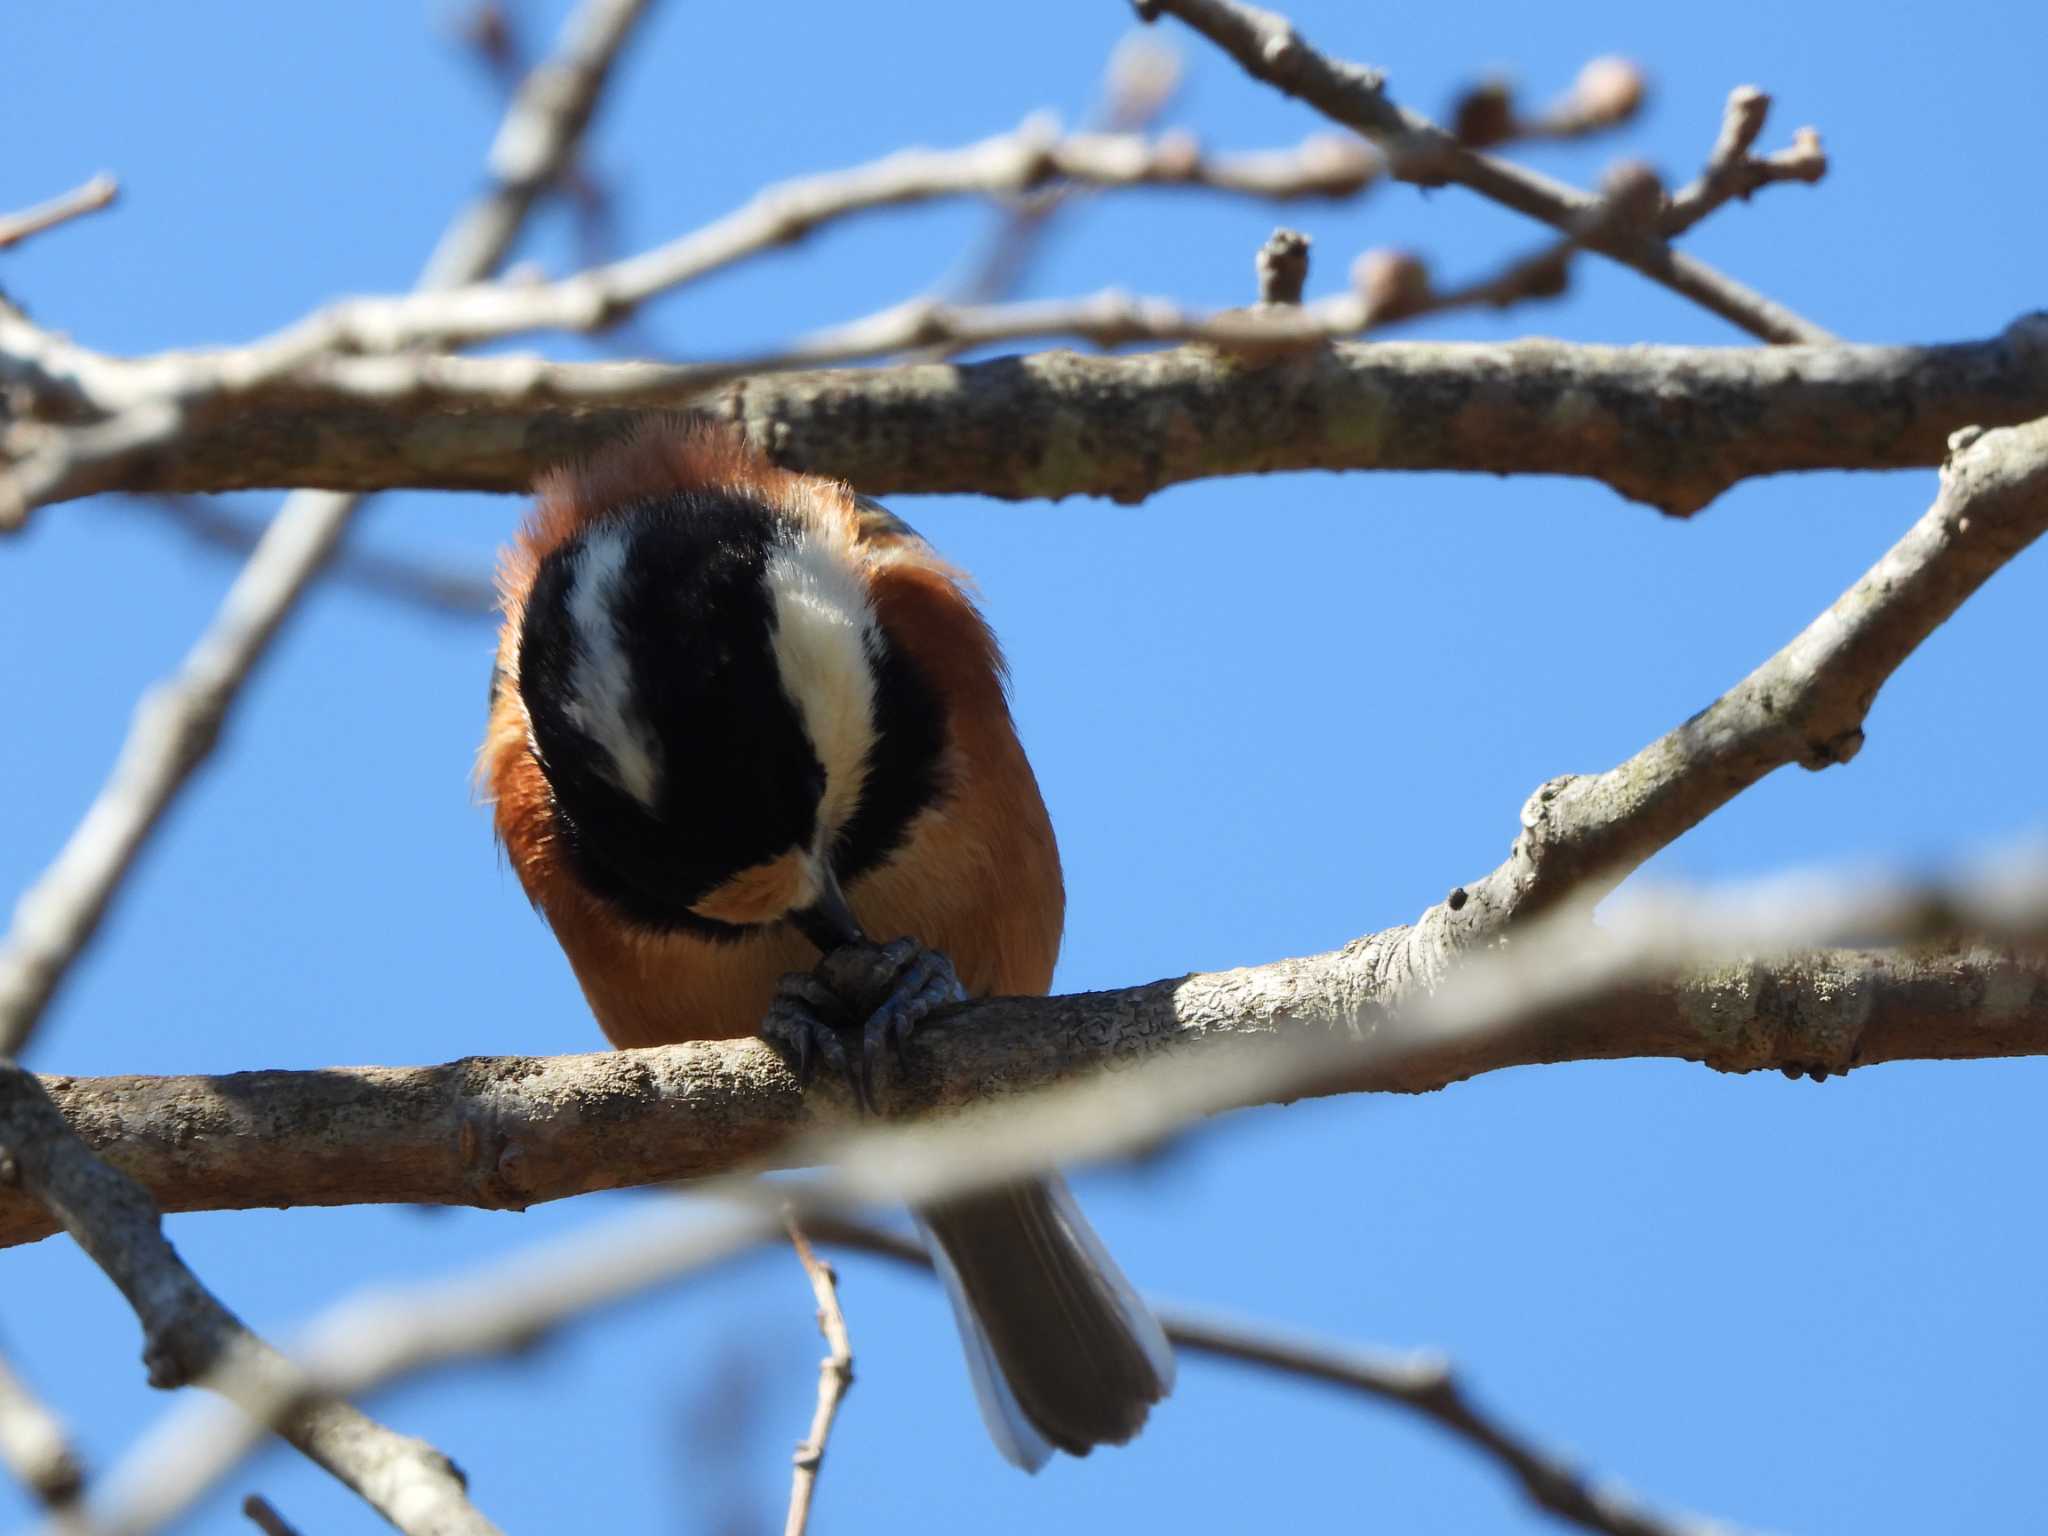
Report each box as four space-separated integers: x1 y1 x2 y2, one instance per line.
808 1218 1738 1536
0 1341 84 1511
1132 0 1832 342
240 1495 305 1536
5 415 2046 1246
0 175 119 252
121 496 496 618
782 1220 853 1536
0 1061 499 1536
0 4 654 1534
10 315 2047 515
248 119 1382 356
0 0 651 1059
1662 87 1827 239
87 1207 778 1536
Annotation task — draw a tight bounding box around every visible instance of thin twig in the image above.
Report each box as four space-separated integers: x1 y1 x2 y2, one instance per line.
1662 87 1827 238
122 496 496 618
240 1494 304 1536
0 0 651 1058
1133 0 1832 342
0 1342 84 1509
0 176 119 252
782 1218 853 1536
252 120 1382 358
805 1218 1736 1536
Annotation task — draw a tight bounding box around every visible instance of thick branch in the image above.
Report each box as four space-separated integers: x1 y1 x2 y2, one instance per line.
1 942 2039 1251
10 319 2046 514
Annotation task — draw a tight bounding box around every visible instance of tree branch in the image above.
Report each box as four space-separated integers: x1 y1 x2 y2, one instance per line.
0 938 2035 1254
807 1218 1740 1536
4 415 2044 1246
1662 86 1826 239
0 1062 499 1536
1132 0 1831 343
8 317 2045 514
0 1340 84 1510
781 1220 853 1536
0 175 119 252
0 0 652 1058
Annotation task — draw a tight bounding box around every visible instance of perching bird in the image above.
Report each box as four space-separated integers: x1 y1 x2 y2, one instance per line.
480 421 1173 1469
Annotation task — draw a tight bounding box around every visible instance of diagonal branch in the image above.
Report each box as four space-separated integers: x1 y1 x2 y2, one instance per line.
1133 0 1831 342
0 1339 84 1511
0 175 119 252
0 1061 497 1536
1428 414 2048 953
806 1218 1739 1536
0 0 653 1059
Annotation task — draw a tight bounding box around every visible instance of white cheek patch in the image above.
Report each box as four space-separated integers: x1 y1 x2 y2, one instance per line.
764 530 879 844
562 528 664 808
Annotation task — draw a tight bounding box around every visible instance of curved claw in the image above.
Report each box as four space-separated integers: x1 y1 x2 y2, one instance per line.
858 943 968 1108
768 939 969 1111
762 971 853 1094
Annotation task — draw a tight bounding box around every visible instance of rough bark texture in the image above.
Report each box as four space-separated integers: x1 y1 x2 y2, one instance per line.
3 943 2040 1251
22 320 2048 515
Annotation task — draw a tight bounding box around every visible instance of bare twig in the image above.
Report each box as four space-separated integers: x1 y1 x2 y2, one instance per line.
1133 0 1832 342
782 1219 853 1536
0 0 651 1058
0 1342 84 1509
1662 87 1827 238
240 1494 305 1536
254 120 1381 358
5 417 2046 1247
0 175 119 252
1254 227 1311 304
1451 56 1647 147
806 1218 1737 1536
0 1061 499 1536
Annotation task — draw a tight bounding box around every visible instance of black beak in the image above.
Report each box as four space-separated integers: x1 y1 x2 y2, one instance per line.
790 858 866 954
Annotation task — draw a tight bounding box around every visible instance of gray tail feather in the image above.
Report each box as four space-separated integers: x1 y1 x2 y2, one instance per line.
915 1173 1175 1472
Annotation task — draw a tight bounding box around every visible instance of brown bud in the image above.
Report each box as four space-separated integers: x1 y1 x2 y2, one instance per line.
1353 248 1431 321
1452 79 1517 148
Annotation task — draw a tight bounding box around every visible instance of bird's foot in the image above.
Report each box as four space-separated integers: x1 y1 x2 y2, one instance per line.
762 938 967 1110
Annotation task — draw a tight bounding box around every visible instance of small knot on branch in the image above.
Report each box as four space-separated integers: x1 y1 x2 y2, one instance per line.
1255 228 1312 305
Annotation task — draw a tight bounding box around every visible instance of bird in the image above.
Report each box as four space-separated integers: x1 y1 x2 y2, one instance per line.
479 419 1173 1470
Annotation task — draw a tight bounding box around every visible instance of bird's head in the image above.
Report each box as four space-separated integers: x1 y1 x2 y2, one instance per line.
511 481 944 951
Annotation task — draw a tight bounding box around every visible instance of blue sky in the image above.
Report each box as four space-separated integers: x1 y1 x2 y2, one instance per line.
3 2 2045 1532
